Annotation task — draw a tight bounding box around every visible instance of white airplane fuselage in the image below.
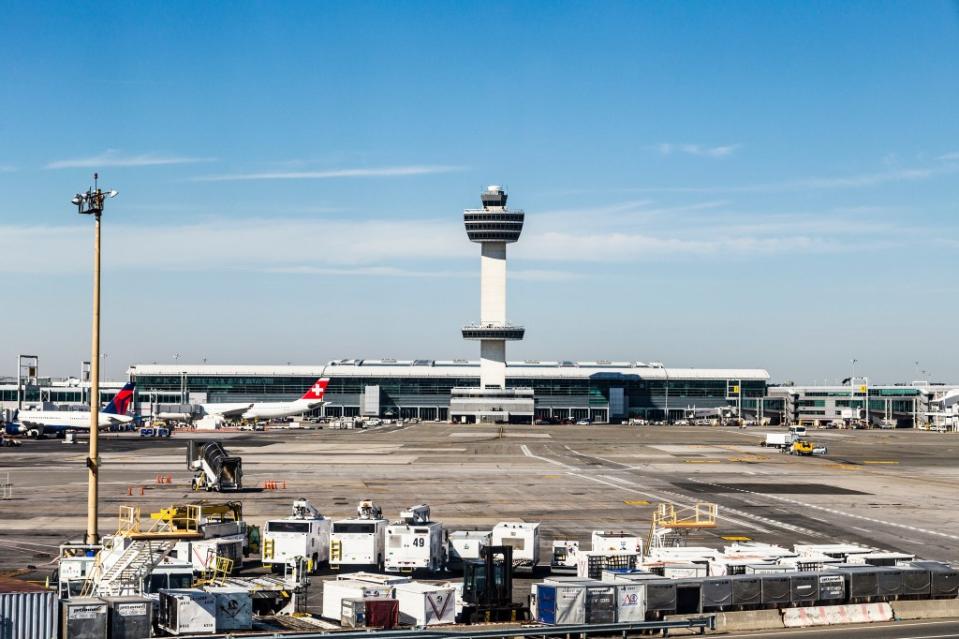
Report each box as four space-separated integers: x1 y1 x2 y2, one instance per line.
201 399 323 421
17 410 132 431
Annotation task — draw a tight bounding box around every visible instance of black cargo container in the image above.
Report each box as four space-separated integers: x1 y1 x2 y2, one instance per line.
674 579 702 615
899 566 931 598
700 577 733 611
817 573 846 603
760 574 791 607
61 598 108 639
104 596 153 639
875 568 903 599
643 582 677 614
911 561 959 598
839 566 879 600
790 572 820 604
730 575 762 608
584 586 616 624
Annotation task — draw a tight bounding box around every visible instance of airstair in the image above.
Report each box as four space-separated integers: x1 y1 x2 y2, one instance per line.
84 505 202 597
647 502 717 553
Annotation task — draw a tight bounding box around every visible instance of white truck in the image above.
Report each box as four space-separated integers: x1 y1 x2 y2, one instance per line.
591 530 643 554
384 504 445 573
492 522 540 567
330 500 388 571
447 530 491 571
762 432 796 449
550 540 580 569
262 499 332 573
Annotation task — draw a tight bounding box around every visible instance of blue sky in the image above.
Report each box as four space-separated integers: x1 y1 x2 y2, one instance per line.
1 1 957 383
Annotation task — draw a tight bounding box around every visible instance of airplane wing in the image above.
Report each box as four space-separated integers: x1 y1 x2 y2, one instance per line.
202 403 252 418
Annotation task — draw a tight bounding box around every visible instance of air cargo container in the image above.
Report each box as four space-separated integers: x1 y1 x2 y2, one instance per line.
817 574 846 602
340 597 399 629
103 596 152 639
898 566 932 598
60 597 107 639
533 583 615 625
789 572 820 604
322 580 394 621
0 577 58 639
157 590 216 636
393 582 456 626
491 522 540 566
700 577 733 611
613 582 645 622
336 572 411 587
759 574 791 607
911 561 959 598
206 585 253 631
730 575 762 608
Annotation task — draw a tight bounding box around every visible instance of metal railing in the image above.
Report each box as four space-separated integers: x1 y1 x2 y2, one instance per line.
195 618 715 639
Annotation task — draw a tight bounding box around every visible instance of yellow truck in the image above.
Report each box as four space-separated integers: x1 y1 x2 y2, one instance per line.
790 439 827 456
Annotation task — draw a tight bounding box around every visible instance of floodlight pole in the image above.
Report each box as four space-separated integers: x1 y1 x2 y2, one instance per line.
73 174 116 545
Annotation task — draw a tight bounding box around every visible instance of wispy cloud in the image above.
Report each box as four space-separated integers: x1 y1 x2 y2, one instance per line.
657 143 742 158
615 162 959 194
192 165 465 182
938 151 959 161
46 150 216 169
0 199 935 277
0 165 16 173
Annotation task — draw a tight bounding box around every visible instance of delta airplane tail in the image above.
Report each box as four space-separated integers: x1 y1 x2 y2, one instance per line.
301 378 330 401
103 382 136 416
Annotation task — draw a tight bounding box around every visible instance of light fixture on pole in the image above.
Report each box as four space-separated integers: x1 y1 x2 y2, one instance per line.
73 172 118 545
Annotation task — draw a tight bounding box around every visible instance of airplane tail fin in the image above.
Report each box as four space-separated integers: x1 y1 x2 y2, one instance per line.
103 382 136 415
301 378 330 401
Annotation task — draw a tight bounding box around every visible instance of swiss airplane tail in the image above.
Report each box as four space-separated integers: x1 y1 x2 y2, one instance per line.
103 382 136 415
301 378 330 401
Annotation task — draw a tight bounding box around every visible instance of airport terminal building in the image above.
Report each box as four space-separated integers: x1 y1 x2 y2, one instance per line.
128 361 770 423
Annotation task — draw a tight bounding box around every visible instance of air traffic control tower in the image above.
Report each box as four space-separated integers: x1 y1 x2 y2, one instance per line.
450 185 535 423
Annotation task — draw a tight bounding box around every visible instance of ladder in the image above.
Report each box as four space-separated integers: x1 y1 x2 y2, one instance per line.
93 538 176 597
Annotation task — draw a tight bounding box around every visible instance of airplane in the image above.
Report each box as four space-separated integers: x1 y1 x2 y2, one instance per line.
201 378 329 421
14 382 136 438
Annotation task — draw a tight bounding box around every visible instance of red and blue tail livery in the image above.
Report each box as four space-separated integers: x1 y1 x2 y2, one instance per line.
103 382 136 416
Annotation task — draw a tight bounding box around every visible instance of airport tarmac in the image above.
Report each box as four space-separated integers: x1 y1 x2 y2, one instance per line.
0 423 957 615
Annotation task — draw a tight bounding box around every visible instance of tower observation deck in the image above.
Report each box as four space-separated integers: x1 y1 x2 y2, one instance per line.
451 186 534 423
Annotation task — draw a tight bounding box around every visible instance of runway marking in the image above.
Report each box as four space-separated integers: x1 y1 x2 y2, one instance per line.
684 459 721 464
863 460 900 465
624 500 650 506
562 445 822 537
690 478 959 542
519 444 575 469
565 471 772 533
722 535 751 541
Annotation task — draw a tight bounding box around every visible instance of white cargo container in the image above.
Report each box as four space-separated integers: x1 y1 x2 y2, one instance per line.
614 582 646 622
331 501 388 570
158 589 216 635
491 522 540 565
393 581 456 626
448 531 491 570
322 579 394 621
262 499 332 572
591 530 643 554
205 585 253 631
337 572 412 586
385 505 444 573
